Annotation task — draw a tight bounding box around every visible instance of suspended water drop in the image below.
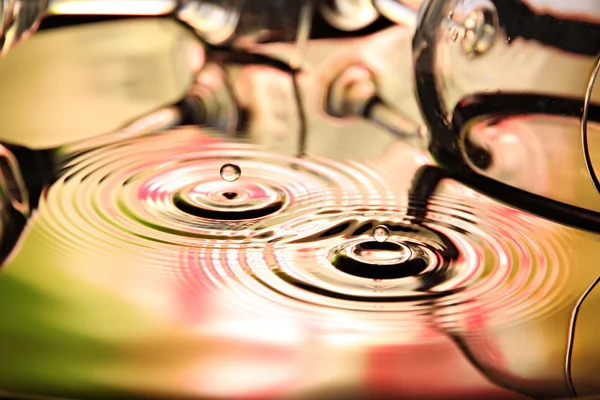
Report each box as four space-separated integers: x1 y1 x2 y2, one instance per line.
373 225 390 243
220 163 241 182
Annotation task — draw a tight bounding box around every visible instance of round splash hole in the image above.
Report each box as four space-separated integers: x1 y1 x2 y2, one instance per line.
329 240 429 280
222 191 239 200
173 180 287 221
351 241 410 265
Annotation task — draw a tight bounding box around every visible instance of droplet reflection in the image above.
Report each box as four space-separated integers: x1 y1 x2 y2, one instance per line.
373 225 390 242
220 163 241 182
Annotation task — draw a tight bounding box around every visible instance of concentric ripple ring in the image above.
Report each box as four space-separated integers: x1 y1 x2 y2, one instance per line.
35 128 574 336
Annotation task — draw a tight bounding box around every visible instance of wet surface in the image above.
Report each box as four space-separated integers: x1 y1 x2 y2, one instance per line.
0 127 598 399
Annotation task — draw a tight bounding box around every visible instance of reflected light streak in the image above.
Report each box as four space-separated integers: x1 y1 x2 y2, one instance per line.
49 0 176 15
321 327 429 347
65 108 182 155
185 357 298 399
197 318 305 347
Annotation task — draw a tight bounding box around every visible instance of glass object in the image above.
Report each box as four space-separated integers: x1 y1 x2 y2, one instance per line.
411 0 600 397
0 0 311 62
413 0 600 231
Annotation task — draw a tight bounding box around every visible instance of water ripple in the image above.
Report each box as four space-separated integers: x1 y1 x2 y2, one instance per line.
37 128 573 337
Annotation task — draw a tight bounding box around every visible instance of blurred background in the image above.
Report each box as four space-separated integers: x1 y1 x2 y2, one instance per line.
0 1 599 399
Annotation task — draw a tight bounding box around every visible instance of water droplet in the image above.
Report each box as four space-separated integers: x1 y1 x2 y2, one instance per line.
220 163 241 182
373 225 390 243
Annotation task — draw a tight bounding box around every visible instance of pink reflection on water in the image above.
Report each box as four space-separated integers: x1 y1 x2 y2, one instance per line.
364 339 529 399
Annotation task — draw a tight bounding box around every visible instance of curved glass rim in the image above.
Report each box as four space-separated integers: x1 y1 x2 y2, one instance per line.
413 0 600 234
